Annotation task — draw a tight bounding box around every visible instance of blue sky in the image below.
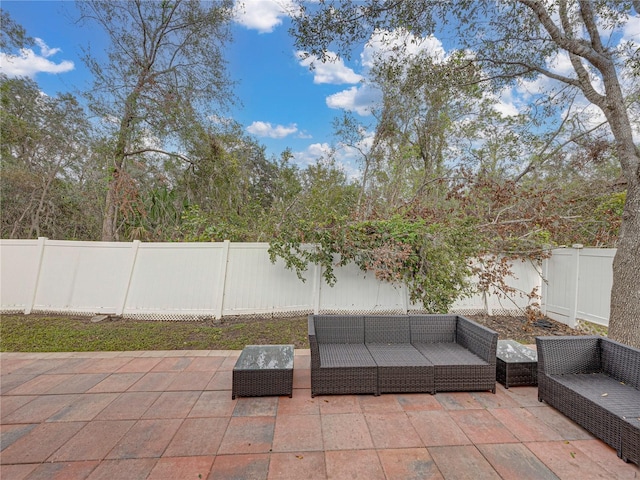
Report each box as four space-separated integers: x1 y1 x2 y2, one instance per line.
1 0 380 175
2 1 639 177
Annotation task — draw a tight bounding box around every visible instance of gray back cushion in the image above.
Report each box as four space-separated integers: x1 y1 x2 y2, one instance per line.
601 338 639 388
313 315 365 344
410 315 457 343
364 316 410 343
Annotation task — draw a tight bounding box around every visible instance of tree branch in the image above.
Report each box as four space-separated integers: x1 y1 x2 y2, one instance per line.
125 147 195 165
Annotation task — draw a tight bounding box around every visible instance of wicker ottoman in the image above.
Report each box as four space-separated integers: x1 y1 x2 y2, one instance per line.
496 340 537 388
232 345 294 399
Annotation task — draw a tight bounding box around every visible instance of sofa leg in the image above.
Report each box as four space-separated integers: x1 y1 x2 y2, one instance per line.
617 450 630 463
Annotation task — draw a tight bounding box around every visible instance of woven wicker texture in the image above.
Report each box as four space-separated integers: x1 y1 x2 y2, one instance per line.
537 336 640 465
313 315 365 344
364 316 411 343
309 314 498 397
366 344 434 394
231 345 294 399
309 316 377 396
496 340 538 388
409 315 457 343
319 343 377 368
497 360 537 388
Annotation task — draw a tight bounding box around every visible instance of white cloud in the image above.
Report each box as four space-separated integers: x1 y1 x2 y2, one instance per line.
326 84 382 116
233 0 299 33
361 29 446 69
292 142 332 166
623 13 640 41
0 37 74 78
247 121 298 138
296 51 363 84
493 100 520 117
292 140 369 181
490 87 522 117
317 29 446 118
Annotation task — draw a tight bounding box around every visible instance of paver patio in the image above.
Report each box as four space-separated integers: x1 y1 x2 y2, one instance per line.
1 350 638 480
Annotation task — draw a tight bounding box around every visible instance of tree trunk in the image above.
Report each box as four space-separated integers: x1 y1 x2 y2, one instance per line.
609 179 640 348
101 173 119 242
100 89 141 242
597 68 640 348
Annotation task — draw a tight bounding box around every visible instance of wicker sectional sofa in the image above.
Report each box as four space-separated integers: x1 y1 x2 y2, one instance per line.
308 314 498 397
536 336 640 465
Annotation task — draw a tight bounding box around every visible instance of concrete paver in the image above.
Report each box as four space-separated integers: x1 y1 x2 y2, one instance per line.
1 350 639 479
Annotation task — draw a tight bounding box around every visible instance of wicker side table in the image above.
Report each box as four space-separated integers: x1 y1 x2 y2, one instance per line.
496 340 538 388
232 345 294 399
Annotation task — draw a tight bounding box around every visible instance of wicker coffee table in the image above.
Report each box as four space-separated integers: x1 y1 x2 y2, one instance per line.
232 344 294 399
496 339 538 388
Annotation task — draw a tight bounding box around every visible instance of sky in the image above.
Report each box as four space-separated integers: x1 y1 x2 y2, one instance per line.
2 1 639 177
0 0 384 176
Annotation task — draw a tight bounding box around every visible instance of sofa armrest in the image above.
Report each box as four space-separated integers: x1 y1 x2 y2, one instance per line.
601 338 640 389
455 316 498 365
308 315 320 369
308 315 317 338
536 336 602 376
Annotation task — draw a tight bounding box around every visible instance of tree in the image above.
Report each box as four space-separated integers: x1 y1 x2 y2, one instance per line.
0 9 33 50
292 1 640 347
176 121 286 242
366 49 485 213
0 75 93 239
77 0 235 241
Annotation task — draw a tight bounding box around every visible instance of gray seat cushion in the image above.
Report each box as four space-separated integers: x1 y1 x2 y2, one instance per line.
414 342 488 366
319 343 377 368
551 373 640 418
367 344 433 367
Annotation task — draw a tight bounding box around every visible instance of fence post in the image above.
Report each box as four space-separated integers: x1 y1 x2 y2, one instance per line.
24 237 47 315
400 283 409 314
568 244 583 328
312 262 322 314
540 247 550 316
483 290 493 316
117 240 140 316
214 240 231 320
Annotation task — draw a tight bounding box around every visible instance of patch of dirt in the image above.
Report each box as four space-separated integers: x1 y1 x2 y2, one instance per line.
467 314 588 344
220 313 589 346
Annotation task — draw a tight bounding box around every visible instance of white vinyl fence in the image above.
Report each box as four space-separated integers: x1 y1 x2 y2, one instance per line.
0 239 614 327
541 246 615 328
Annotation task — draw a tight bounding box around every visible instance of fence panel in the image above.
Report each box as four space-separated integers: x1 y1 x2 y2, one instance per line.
320 261 407 314
543 249 576 325
222 243 314 316
123 242 224 319
486 259 543 313
576 249 614 326
30 240 133 315
0 239 42 311
543 247 614 327
1 239 614 325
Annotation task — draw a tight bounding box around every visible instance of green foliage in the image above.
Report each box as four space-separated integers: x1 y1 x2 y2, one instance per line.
0 75 95 239
270 214 480 313
179 204 251 242
596 191 626 218
77 0 235 240
0 9 33 50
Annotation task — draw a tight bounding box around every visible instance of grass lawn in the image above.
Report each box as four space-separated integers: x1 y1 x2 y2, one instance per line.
0 314 310 352
1 312 592 352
